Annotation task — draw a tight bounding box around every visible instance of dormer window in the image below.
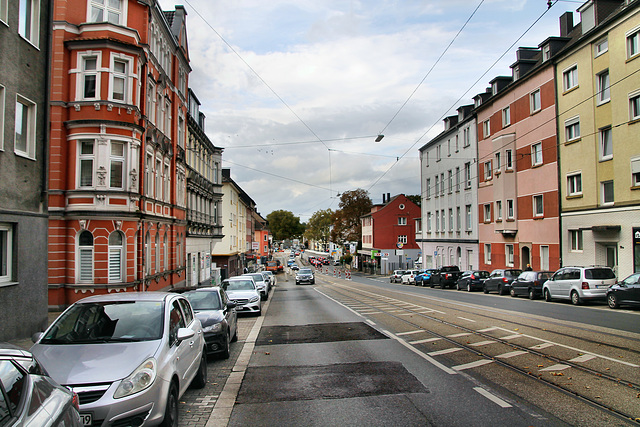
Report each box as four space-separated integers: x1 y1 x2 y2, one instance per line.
542 45 551 62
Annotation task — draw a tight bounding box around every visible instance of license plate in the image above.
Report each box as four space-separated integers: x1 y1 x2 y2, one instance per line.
80 413 92 426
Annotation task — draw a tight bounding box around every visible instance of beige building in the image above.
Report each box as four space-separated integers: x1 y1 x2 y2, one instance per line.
555 0 640 277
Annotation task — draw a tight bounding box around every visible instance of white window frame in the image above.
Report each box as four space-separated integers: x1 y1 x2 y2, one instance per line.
483 120 490 138
495 200 502 220
0 84 5 151
567 172 582 196
597 70 610 104
506 244 514 267
440 173 445 196
398 217 407 226
14 94 37 159
530 89 541 114
163 232 169 271
570 229 583 252
562 64 578 91
465 205 472 231
78 139 95 188
594 37 608 57
108 231 124 283
629 90 640 121
463 127 470 147
109 54 132 103
145 151 153 196
484 160 492 180
632 157 640 187
77 230 94 283
484 244 492 264
145 231 151 274
76 52 101 101
88 0 126 25
483 204 491 222
531 142 543 166
109 141 126 189
627 26 639 59
398 235 407 244
502 106 510 127
448 209 453 232
435 175 439 196
426 178 431 199
447 170 452 194
565 116 580 142
601 180 614 205
147 81 155 124
19 0 40 47
533 194 544 217
599 126 613 161
455 167 460 191
505 149 513 170
540 245 550 270
456 207 461 232
155 232 160 272
495 152 501 172
464 162 471 188
542 44 551 62
164 160 170 202
427 212 432 233
0 223 13 285
155 157 162 199
507 199 514 219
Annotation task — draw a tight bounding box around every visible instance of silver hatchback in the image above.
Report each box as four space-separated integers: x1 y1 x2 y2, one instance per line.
542 266 616 305
30 292 207 427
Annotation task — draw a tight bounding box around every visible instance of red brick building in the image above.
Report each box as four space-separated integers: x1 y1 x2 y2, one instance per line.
48 0 190 308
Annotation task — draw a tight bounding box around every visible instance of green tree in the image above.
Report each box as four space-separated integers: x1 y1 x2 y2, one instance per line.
330 189 372 244
304 209 334 244
406 194 421 207
267 210 305 241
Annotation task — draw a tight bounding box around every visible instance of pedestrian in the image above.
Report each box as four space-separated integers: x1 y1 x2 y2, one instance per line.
525 264 532 271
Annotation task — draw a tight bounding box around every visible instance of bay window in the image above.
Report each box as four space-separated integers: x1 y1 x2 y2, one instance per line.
79 140 95 188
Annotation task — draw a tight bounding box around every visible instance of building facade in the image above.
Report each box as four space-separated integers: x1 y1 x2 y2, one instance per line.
555 0 640 277
418 105 480 270
48 0 191 309
185 89 223 287
0 0 51 340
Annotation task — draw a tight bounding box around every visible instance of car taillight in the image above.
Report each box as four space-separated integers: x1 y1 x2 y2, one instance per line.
582 282 589 289
470 274 475 280
502 277 508 283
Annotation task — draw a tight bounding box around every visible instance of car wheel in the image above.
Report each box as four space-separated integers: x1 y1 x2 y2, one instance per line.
528 288 536 300
510 288 516 297
544 289 552 302
467 284 472 292
607 293 619 309
483 285 489 294
498 285 505 295
571 290 582 305
231 326 238 342
192 353 207 389
160 383 179 427
219 332 230 360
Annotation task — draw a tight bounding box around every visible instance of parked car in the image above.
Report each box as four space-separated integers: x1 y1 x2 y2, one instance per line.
415 269 439 287
291 264 300 271
222 277 262 316
242 272 269 300
431 266 463 289
296 268 315 285
542 266 616 305
483 269 523 295
510 271 553 299
263 270 277 287
389 270 406 283
259 271 273 293
401 270 420 285
606 273 640 309
183 287 238 359
31 292 207 427
0 343 82 426
456 270 490 292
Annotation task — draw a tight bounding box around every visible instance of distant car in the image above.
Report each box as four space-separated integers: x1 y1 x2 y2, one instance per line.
543 266 616 305
259 271 273 293
291 264 300 271
242 273 269 300
483 269 523 295
389 270 406 283
183 287 238 359
31 292 207 427
510 270 553 299
263 270 277 287
606 273 640 309
401 270 420 285
296 268 315 285
0 343 82 426
332 259 340 266
223 277 262 316
456 270 490 292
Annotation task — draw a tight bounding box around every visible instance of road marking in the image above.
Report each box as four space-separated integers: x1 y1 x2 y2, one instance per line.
477 327 499 332
469 340 497 347
540 364 571 371
569 354 597 363
447 332 472 338
429 348 464 356
473 387 512 408
496 350 527 359
457 316 476 322
499 334 523 340
529 342 555 350
453 359 494 370
366 319 377 326
410 337 441 344
381 329 457 375
397 330 424 336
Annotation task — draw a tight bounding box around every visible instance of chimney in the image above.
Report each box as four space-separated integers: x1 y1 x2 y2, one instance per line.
387 193 391 203
560 11 574 37
382 193 386 203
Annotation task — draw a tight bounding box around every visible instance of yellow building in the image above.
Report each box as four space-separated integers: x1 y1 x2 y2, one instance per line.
555 0 640 277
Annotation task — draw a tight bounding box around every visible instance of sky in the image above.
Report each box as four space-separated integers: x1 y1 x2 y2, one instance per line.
157 0 581 221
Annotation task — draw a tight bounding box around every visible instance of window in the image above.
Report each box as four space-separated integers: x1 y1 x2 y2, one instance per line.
436 145 441 161
542 44 551 61
495 152 501 172
110 58 129 102
506 244 514 266
155 232 160 272
426 178 431 199
540 246 549 270
448 170 452 194
484 160 492 180
464 162 471 188
456 207 461 232
81 56 99 100
145 153 153 196
601 180 614 205
632 158 640 187
567 173 582 196
485 244 492 264
178 114 185 149
531 142 543 166
533 195 544 217
110 141 125 188
78 230 93 283
398 235 407 244
145 231 151 273
164 162 170 202
448 209 453 231
0 85 4 150
465 205 472 231
570 230 583 251
427 212 432 233
597 70 610 104
147 82 155 124
89 0 123 25
455 135 459 152
19 0 40 46
0 359 26 415
507 199 514 219
440 173 445 196
631 92 640 120
435 176 439 196
502 106 511 127
594 37 608 57
79 140 94 187
440 210 445 231
483 120 490 138
108 231 124 282
14 95 36 159
455 167 460 191
398 217 407 226
627 28 639 59
496 200 502 220
164 232 168 270
0 223 13 284
156 158 162 199
505 150 513 170
600 127 613 160
483 204 491 222
565 117 580 141
563 65 578 91
530 89 541 113
447 139 451 156
463 127 470 147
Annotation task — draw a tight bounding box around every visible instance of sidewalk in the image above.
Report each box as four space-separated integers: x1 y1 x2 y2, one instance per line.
9 311 62 350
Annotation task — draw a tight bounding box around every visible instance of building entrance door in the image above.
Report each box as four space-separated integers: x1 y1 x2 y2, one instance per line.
605 245 618 276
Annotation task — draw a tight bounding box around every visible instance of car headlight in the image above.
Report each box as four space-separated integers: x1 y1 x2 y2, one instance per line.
114 358 156 399
203 323 223 333
249 296 260 303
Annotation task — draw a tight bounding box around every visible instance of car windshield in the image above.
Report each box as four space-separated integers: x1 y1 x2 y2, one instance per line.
506 270 523 277
299 269 312 275
585 268 615 279
184 291 222 311
247 274 264 282
41 301 164 344
225 279 255 291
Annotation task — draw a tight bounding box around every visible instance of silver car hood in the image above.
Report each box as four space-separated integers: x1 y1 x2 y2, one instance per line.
226 290 258 299
31 340 162 386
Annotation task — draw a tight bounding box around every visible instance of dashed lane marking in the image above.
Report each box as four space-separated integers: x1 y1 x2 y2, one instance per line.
473 387 513 408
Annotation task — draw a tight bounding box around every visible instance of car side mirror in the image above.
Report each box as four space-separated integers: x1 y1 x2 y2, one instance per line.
177 327 195 342
227 301 237 309
31 332 43 343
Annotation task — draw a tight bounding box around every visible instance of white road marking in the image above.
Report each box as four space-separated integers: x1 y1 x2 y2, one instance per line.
496 350 528 359
447 332 472 338
569 354 597 363
453 359 494 370
477 327 499 332
397 330 425 336
469 340 497 347
410 337 441 344
499 334 523 340
457 317 476 322
473 387 513 408
429 348 464 356
540 364 571 371
381 329 457 375
529 342 555 350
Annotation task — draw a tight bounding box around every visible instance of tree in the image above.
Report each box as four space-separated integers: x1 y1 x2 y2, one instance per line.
304 209 334 244
330 189 372 244
266 210 305 241
406 194 421 207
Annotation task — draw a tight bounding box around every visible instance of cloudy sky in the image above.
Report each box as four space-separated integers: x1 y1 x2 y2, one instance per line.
158 0 577 221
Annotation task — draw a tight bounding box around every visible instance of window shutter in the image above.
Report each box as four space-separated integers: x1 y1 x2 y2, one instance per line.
79 248 93 282
109 248 121 282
